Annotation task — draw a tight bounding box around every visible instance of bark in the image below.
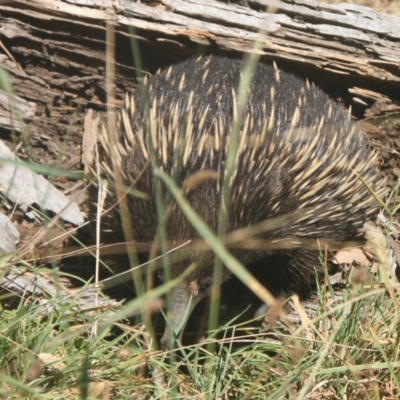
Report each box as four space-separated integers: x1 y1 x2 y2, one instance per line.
0 0 399 164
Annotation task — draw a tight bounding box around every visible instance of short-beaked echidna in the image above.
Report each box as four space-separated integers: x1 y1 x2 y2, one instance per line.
89 55 384 347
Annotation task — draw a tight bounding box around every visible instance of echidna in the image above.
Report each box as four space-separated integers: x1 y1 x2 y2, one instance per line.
89 55 384 348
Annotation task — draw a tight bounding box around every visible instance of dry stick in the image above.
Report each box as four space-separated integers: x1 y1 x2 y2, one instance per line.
0 39 23 73
105 16 142 294
55 232 362 263
323 244 329 339
93 177 107 336
63 179 87 196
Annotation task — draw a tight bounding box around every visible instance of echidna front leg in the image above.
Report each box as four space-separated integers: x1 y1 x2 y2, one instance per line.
160 281 206 350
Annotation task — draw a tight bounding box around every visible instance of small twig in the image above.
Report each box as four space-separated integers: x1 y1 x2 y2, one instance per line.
0 38 23 73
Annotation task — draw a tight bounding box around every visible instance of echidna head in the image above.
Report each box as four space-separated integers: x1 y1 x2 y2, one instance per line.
159 249 223 349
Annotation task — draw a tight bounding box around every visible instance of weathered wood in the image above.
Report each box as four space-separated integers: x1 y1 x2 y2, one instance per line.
0 139 84 225
0 212 20 255
0 0 399 164
1 266 121 315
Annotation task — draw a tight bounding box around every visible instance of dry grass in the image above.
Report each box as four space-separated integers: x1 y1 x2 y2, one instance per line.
1 1 400 398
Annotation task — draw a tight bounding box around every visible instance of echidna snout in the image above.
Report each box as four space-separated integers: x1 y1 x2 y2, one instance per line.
89 55 384 348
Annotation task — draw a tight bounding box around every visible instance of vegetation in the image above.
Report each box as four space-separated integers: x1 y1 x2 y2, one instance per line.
1 10 399 399
1 242 400 399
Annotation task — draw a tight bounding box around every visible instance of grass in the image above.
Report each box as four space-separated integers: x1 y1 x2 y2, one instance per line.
1 9 400 400
1 255 400 398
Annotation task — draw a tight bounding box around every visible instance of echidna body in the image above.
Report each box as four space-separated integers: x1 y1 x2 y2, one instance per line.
90 56 383 347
